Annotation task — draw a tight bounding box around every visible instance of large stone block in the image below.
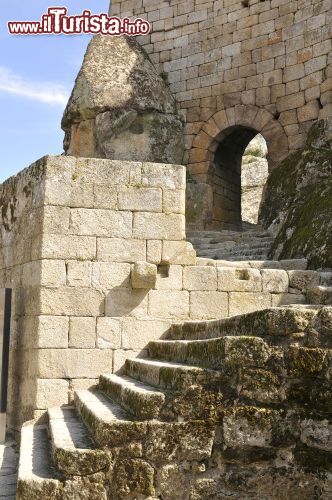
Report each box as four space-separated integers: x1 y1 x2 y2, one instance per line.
223 407 277 448
36 379 69 409
22 260 67 288
261 269 289 293
105 289 149 317
155 265 183 290
92 262 132 289
96 317 122 349
39 287 104 316
141 163 186 190
163 189 186 215
218 268 262 292
122 318 170 349
307 286 332 305
94 185 117 209
147 240 162 265
149 290 190 319
70 209 132 237
40 235 96 260
133 213 185 240
131 261 157 289
271 293 306 306
69 317 96 348
42 206 70 234
162 241 196 265
190 291 228 320
37 316 69 349
38 349 112 378
183 266 217 291
229 292 271 316
288 270 320 292
118 188 162 212
67 261 92 287
97 238 146 263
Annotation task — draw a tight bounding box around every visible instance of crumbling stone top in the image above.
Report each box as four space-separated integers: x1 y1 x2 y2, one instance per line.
62 35 176 129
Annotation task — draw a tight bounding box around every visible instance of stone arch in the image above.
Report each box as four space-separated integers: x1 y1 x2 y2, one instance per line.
187 105 289 230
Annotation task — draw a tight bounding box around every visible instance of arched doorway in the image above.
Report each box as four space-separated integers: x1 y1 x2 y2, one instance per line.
186 105 289 231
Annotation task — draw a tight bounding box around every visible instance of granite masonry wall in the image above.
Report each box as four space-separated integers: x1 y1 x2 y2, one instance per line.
110 0 331 228
0 156 321 429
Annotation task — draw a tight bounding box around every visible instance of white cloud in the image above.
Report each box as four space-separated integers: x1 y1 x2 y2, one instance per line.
0 65 69 106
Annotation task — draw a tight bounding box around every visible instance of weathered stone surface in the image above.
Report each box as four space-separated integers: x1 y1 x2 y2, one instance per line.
183 266 217 291
62 35 184 164
122 319 170 350
261 269 289 293
186 182 213 231
218 268 261 292
106 289 148 318
131 261 157 289
37 316 69 349
260 119 332 269
38 349 112 378
69 317 96 348
133 213 185 240
229 292 272 316
307 286 332 305
288 270 320 292
97 318 122 349
97 238 146 263
190 291 228 320
149 291 190 319
241 134 269 224
162 241 196 265
36 379 69 409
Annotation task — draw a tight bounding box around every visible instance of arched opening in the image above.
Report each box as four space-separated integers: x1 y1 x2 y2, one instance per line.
211 125 268 230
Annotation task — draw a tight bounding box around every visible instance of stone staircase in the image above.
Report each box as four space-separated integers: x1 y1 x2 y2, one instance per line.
16 305 332 499
187 225 275 261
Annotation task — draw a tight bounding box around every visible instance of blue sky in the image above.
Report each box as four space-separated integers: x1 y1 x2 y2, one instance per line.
0 1 108 182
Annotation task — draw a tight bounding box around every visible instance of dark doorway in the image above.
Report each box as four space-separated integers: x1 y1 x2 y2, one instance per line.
212 126 258 229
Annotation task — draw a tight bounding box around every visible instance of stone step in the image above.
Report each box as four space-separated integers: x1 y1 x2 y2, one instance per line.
199 253 269 261
207 258 307 270
74 390 146 448
99 371 224 421
99 373 165 420
319 272 332 286
74 391 215 461
147 336 270 370
196 241 272 251
208 246 270 255
168 307 317 341
0 439 18 499
189 236 273 246
16 423 62 500
307 286 332 305
125 358 223 390
48 407 108 476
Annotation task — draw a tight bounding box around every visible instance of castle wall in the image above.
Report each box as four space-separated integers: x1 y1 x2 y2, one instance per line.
0 156 320 428
110 0 331 228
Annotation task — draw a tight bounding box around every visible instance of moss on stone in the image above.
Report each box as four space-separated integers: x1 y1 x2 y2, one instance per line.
260 119 332 269
287 347 326 376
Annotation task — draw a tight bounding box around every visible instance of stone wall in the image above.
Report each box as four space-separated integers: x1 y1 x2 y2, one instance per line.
110 0 331 228
0 156 321 429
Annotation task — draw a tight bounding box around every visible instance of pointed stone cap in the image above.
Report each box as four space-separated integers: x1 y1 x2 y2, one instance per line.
62 35 176 129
